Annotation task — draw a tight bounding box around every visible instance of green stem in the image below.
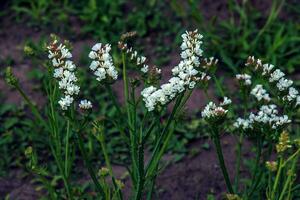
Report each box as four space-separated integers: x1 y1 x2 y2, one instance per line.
107 84 122 117
97 127 123 200
50 144 73 200
76 131 105 198
212 128 234 194
134 142 144 200
271 157 283 199
122 52 130 123
15 84 47 128
279 156 298 200
145 94 184 178
65 120 71 177
247 137 263 197
234 133 243 193
212 74 225 97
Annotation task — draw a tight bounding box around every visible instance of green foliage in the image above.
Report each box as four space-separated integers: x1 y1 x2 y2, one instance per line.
172 0 300 74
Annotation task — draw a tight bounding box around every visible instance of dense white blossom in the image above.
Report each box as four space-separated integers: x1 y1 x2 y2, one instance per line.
79 99 93 110
58 95 74 110
251 84 271 102
276 78 293 91
141 30 204 111
248 57 300 108
235 104 291 130
48 41 80 110
284 87 299 102
269 69 285 82
236 73 252 86
89 43 118 82
233 118 252 130
201 101 228 120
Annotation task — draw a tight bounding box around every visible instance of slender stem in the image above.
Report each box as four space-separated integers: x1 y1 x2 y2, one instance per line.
107 84 122 116
76 131 105 198
15 84 47 128
134 142 144 200
234 91 248 192
282 148 300 167
146 169 157 200
234 133 243 192
50 144 73 200
212 128 234 194
65 120 71 177
97 127 123 200
271 157 283 199
122 52 130 124
279 157 298 200
247 137 263 197
212 74 225 97
145 94 184 178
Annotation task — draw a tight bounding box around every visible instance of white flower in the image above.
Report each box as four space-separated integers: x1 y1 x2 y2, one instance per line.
220 97 232 106
141 65 149 73
276 78 293 91
92 43 102 51
58 95 74 110
201 101 228 120
262 64 274 75
89 43 118 82
94 68 106 81
53 68 64 78
236 73 252 85
48 41 80 110
233 118 252 130
60 48 72 59
79 99 93 110
141 30 204 111
251 84 271 102
247 104 290 129
65 60 76 71
269 69 285 82
284 87 299 102
89 51 97 59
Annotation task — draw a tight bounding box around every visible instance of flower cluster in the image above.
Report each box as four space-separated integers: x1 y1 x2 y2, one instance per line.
201 97 231 121
234 104 291 130
79 99 93 110
118 34 161 75
47 40 80 110
119 42 149 73
89 43 118 82
142 30 208 111
236 73 252 86
250 84 271 102
202 57 219 70
246 56 300 107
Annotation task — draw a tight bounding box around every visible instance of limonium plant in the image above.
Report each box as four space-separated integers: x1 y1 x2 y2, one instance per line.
4 29 300 199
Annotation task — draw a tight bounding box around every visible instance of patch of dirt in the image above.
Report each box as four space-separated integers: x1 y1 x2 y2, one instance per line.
0 135 253 199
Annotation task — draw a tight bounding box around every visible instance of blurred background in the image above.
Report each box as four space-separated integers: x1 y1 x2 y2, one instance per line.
0 0 299 199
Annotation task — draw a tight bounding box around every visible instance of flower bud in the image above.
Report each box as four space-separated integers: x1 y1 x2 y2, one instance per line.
266 161 277 172
115 179 125 189
5 67 18 87
98 167 109 177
